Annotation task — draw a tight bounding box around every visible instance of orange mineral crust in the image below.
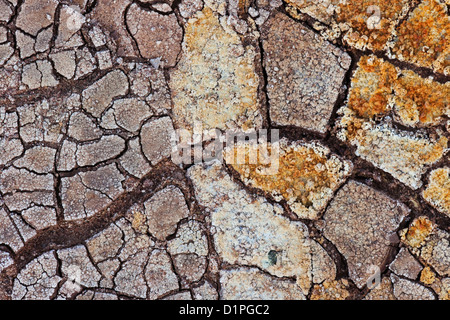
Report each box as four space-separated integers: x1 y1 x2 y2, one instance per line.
225 139 352 219
391 0 450 74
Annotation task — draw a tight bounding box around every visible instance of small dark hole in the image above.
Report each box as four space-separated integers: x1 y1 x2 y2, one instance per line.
268 250 277 266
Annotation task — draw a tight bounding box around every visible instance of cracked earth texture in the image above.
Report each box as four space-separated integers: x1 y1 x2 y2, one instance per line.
0 0 449 300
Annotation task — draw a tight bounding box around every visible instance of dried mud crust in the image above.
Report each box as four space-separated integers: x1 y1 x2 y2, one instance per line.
0 0 449 300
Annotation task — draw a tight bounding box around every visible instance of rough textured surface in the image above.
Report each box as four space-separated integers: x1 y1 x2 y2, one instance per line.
220 268 306 299
423 167 450 217
226 138 352 219
126 4 183 68
0 0 449 301
390 0 449 74
323 181 409 288
262 12 351 133
170 7 262 132
144 186 190 240
337 55 448 189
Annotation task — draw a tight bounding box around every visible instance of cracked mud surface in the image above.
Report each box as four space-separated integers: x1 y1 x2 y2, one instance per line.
0 0 449 300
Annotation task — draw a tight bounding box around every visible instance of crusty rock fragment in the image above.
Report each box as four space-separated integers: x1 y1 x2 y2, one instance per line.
0 208 24 252
21 206 57 230
0 26 7 43
400 216 435 249
0 250 13 273
170 7 262 132
56 5 86 48
75 47 97 79
12 251 61 300
16 0 58 36
0 111 22 166
188 161 312 294
0 167 54 193
145 249 179 299
76 135 125 167
22 60 59 89
140 116 175 165
50 51 77 79
79 164 125 199
262 12 350 133
13 146 56 173
323 180 409 288
96 50 112 70
21 63 41 90
35 27 53 52
390 0 450 74
67 111 102 142
17 98 70 144
179 0 204 18
88 26 106 48
338 106 448 190
220 268 305 300
0 0 12 22
16 30 35 59
311 240 336 284
284 0 336 24
391 274 435 300
3 190 54 213
0 136 23 166
115 251 149 298
81 70 129 117
364 277 396 300
89 0 137 56
58 245 102 288
389 248 423 279
192 281 218 300
126 4 182 67
423 167 450 217
168 220 208 282
119 137 152 178
336 0 412 51
401 217 450 277
61 173 112 220
110 98 153 133
309 279 351 300
0 43 13 65
344 55 449 127
226 139 352 219
144 185 189 240
57 140 77 171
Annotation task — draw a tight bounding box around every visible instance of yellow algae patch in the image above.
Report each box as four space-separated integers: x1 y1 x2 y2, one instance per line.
423 167 450 217
348 55 449 126
284 0 337 24
338 55 448 189
347 55 398 119
287 0 412 51
225 138 352 220
131 210 147 233
310 279 351 300
392 0 450 74
392 70 449 126
400 216 435 249
339 112 448 189
401 217 450 277
169 7 261 132
336 0 412 51
420 266 437 285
